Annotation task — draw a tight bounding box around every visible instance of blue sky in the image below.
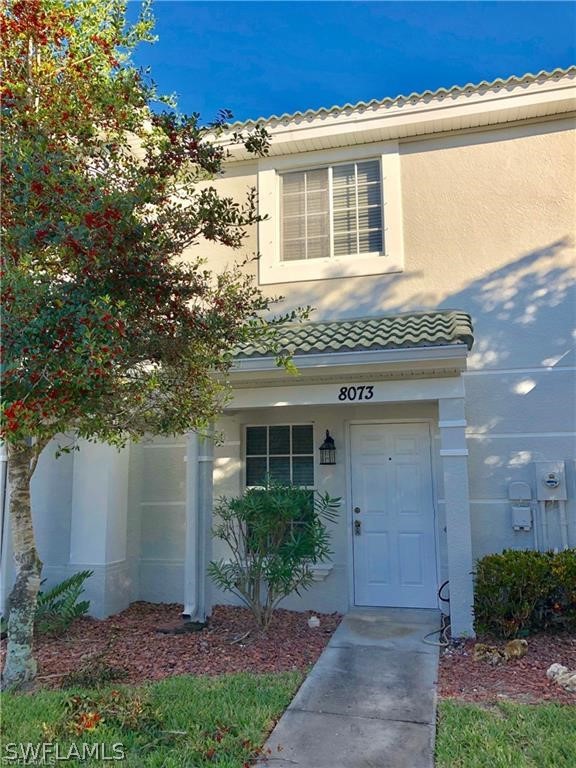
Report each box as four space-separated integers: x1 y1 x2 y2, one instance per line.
127 1 575 123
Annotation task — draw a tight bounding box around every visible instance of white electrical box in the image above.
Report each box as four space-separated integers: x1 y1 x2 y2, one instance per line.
508 481 531 502
532 461 568 501
508 481 532 531
511 505 532 531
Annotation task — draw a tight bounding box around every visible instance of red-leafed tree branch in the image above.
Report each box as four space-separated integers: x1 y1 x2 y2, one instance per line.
0 0 303 689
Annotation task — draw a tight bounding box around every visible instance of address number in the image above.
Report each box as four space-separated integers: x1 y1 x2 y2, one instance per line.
338 385 374 401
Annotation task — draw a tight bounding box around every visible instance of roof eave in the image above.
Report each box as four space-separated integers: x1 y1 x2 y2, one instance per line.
220 70 576 160
230 344 469 387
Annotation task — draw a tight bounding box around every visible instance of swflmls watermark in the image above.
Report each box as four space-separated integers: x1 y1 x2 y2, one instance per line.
2 743 125 764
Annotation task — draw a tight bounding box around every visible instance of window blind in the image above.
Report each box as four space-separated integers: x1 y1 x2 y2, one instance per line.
281 159 382 262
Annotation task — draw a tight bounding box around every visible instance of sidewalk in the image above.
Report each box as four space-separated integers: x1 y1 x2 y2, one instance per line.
260 607 440 768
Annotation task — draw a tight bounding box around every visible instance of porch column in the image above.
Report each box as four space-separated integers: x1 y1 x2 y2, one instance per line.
69 441 130 617
439 397 475 637
183 430 214 622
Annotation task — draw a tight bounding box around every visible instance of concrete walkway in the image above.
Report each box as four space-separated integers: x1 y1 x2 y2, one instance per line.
260 608 440 768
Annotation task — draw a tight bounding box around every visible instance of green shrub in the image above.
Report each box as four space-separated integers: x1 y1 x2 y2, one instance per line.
474 549 576 638
35 570 93 635
208 479 340 628
547 549 576 629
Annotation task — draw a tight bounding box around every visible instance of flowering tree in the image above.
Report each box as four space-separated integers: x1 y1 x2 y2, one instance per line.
0 0 297 689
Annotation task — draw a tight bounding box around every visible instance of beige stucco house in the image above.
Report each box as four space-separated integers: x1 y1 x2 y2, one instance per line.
2 67 575 637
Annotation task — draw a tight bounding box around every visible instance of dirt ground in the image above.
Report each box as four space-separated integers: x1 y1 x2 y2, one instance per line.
14 602 341 689
439 632 576 704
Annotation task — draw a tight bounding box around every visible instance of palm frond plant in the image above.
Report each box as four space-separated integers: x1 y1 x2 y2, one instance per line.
35 570 93 635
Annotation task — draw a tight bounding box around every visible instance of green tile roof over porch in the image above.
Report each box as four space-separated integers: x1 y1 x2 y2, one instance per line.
236 310 474 359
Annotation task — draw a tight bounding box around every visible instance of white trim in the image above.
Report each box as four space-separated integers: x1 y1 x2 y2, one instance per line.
142 443 186 449
140 501 185 507
230 376 465 410
439 448 469 457
68 558 127 568
469 499 512 505
437 498 519 505
466 431 576 439
439 419 467 428
309 563 334 581
232 344 468 373
223 74 576 159
464 366 576 376
257 143 404 285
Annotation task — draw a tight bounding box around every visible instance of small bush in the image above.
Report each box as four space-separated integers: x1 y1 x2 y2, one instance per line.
474 549 576 638
35 570 93 635
208 479 340 628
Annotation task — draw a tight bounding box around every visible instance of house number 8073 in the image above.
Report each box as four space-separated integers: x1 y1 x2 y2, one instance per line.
338 385 374 401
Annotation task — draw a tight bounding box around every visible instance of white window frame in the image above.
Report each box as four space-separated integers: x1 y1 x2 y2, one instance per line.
244 423 315 490
257 141 404 285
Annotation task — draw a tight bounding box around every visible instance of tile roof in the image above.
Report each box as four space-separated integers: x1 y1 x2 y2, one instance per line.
231 67 575 129
236 310 474 359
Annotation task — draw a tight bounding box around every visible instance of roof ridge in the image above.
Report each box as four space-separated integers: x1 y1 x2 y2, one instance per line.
229 66 576 130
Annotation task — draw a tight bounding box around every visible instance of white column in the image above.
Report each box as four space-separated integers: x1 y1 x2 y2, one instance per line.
183 430 214 622
70 441 130 617
439 397 475 637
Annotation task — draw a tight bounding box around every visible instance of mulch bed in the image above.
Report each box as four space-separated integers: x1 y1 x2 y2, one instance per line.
439 632 576 704
21 602 341 689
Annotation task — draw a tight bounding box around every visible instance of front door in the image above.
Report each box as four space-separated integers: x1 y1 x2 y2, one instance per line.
351 423 438 608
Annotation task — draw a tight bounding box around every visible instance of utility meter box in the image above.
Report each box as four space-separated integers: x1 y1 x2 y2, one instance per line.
511 505 532 531
532 461 567 501
508 481 532 531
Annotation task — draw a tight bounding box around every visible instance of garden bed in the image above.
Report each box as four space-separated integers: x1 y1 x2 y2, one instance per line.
439 632 576 704
13 602 341 689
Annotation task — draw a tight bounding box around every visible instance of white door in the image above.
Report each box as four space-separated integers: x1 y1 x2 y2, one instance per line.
351 423 438 608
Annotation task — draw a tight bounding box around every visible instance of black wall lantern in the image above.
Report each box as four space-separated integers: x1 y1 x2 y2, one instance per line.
319 430 336 465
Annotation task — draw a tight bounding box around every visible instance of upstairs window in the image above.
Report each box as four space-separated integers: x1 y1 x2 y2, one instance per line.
257 143 404 285
281 160 383 263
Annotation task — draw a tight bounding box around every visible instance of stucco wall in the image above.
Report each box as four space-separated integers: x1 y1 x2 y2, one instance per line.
128 116 575 611
9 116 572 618
130 436 187 604
184 117 576 570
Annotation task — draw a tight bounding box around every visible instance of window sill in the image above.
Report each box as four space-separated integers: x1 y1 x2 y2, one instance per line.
258 251 404 286
309 562 334 581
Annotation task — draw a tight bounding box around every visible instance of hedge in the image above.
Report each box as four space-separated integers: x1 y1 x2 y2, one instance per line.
473 548 576 638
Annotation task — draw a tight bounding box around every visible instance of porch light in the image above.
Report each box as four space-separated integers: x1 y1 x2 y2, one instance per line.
319 430 336 465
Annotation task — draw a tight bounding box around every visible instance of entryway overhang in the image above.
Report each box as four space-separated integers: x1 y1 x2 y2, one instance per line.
228 310 472 403
184 310 477 637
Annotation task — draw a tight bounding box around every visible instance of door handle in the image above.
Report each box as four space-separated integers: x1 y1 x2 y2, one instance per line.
354 520 361 536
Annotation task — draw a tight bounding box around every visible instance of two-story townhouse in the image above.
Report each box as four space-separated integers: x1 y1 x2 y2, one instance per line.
1 67 575 636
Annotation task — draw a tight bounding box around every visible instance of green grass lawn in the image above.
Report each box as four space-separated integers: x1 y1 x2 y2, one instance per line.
436 700 576 768
1 672 303 767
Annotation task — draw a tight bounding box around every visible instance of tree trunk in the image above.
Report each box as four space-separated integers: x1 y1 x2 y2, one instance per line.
1 441 43 690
